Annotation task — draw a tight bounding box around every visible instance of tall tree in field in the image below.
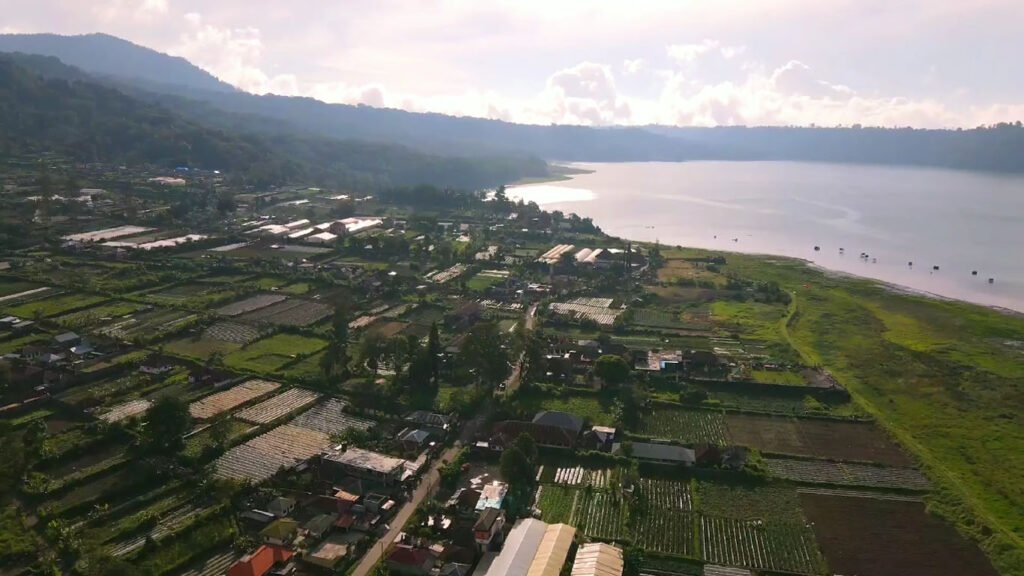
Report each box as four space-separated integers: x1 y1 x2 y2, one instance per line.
427 322 441 384
460 321 509 386
142 396 192 455
594 354 631 387
321 304 350 383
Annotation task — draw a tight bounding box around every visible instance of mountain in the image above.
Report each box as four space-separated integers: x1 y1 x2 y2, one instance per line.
0 33 234 93
0 54 546 190
3 32 1024 174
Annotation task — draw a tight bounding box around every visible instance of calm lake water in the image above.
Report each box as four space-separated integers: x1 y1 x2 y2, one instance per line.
509 161 1024 312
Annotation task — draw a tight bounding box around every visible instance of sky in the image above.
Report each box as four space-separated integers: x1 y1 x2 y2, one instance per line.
3 0 1024 128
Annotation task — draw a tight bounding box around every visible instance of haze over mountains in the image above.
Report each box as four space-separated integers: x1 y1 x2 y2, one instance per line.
2 32 1024 180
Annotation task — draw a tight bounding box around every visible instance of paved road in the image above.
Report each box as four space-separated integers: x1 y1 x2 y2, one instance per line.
349 444 461 576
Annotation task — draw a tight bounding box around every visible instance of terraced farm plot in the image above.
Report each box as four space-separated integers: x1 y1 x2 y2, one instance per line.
699 516 823 575
205 321 260 344
54 301 144 330
576 491 629 540
800 493 999 576
0 278 43 298
696 481 805 524
635 509 698 557
188 379 280 420
177 548 241 576
724 414 913 466
98 399 152 423
631 308 685 329
763 457 931 491
165 336 242 360
99 307 196 341
106 503 211 557
223 334 328 374
215 294 287 316
4 292 107 318
238 298 331 327
235 388 320 424
638 407 727 443
543 466 613 488
141 283 238 306
58 374 152 409
213 424 331 482
290 398 374 435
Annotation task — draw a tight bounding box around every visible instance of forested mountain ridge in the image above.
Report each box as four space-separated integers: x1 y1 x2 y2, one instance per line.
0 54 547 190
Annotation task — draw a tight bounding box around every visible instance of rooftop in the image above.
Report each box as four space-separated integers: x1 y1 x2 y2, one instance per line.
325 447 406 475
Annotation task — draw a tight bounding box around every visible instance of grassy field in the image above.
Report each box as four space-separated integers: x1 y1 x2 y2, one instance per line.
222 333 328 374
712 251 1024 573
4 292 107 318
749 368 806 386
165 336 242 361
516 390 618 426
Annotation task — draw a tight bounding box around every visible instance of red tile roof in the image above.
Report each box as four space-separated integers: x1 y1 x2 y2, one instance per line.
387 546 435 568
227 544 293 576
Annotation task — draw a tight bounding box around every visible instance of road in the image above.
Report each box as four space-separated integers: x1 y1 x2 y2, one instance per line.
502 303 538 396
350 307 533 576
349 444 460 576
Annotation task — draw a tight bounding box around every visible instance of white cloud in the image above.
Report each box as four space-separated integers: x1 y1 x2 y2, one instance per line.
623 58 646 74
540 62 633 125
667 40 721 63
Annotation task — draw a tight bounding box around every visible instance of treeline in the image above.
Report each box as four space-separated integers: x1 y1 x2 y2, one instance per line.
0 54 547 190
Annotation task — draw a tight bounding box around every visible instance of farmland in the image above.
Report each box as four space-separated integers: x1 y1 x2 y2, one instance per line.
215 293 287 316
290 398 375 435
214 424 331 483
763 457 931 491
724 414 914 466
222 333 328 374
4 292 107 318
53 301 145 330
98 307 197 341
140 283 240 307
234 387 320 425
204 321 261 344
801 492 1000 576
165 335 242 360
638 406 728 443
237 298 331 327
188 379 280 420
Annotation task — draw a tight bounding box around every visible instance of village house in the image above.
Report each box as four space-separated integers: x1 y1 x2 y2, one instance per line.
227 544 294 576
386 546 437 576
612 442 696 467
490 421 577 450
473 508 506 552
321 447 407 485
259 518 299 546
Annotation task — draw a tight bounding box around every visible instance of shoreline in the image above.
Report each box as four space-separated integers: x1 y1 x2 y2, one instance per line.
516 165 1023 317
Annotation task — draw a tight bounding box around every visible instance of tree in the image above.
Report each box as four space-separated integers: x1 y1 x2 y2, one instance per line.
357 332 385 376
623 546 644 576
514 433 538 465
460 322 509 386
22 418 48 459
209 418 232 449
141 396 192 455
427 322 441 383
322 305 351 383
499 446 534 488
594 355 631 387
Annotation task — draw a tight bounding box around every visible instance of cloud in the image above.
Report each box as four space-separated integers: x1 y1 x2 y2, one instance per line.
667 39 746 64
623 58 646 74
541 62 633 125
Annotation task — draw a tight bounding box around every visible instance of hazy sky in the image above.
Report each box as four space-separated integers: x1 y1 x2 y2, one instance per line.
4 0 1024 128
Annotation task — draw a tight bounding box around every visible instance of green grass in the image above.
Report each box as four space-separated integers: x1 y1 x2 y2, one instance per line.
280 282 312 295
277 351 325 381
716 251 1024 574
696 480 804 523
0 278 41 297
4 292 107 318
222 333 328 374
516 390 618 426
466 273 504 292
0 333 49 354
710 300 790 342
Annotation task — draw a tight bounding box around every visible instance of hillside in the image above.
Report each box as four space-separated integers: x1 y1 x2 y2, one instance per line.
0 54 546 190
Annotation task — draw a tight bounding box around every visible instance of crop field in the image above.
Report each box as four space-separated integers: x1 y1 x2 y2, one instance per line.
633 478 696 556
53 301 145 330
140 283 238 306
0 278 42 297
183 420 254 458
235 388 320 425
800 492 999 576
404 305 445 326
630 308 688 329
177 548 241 576
214 424 331 482
204 321 260 344
699 515 823 574
188 379 280 420
0 333 48 354
724 414 913 466
696 481 804 524
198 273 254 284
222 333 328 374
238 298 331 327
749 369 806 386
540 465 614 488
638 407 728 443
762 457 931 491
576 490 629 540
535 485 577 524
369 320 408 339
278 351 325 381
165 336 242 360
99 307 196 341
4 292 107 318
289 398 375 435
57 374 153 409
215 293 287 316
98 399 153 423
705 389 864 418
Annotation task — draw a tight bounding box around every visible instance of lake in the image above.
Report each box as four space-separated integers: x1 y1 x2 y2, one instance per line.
508 161 1024 313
